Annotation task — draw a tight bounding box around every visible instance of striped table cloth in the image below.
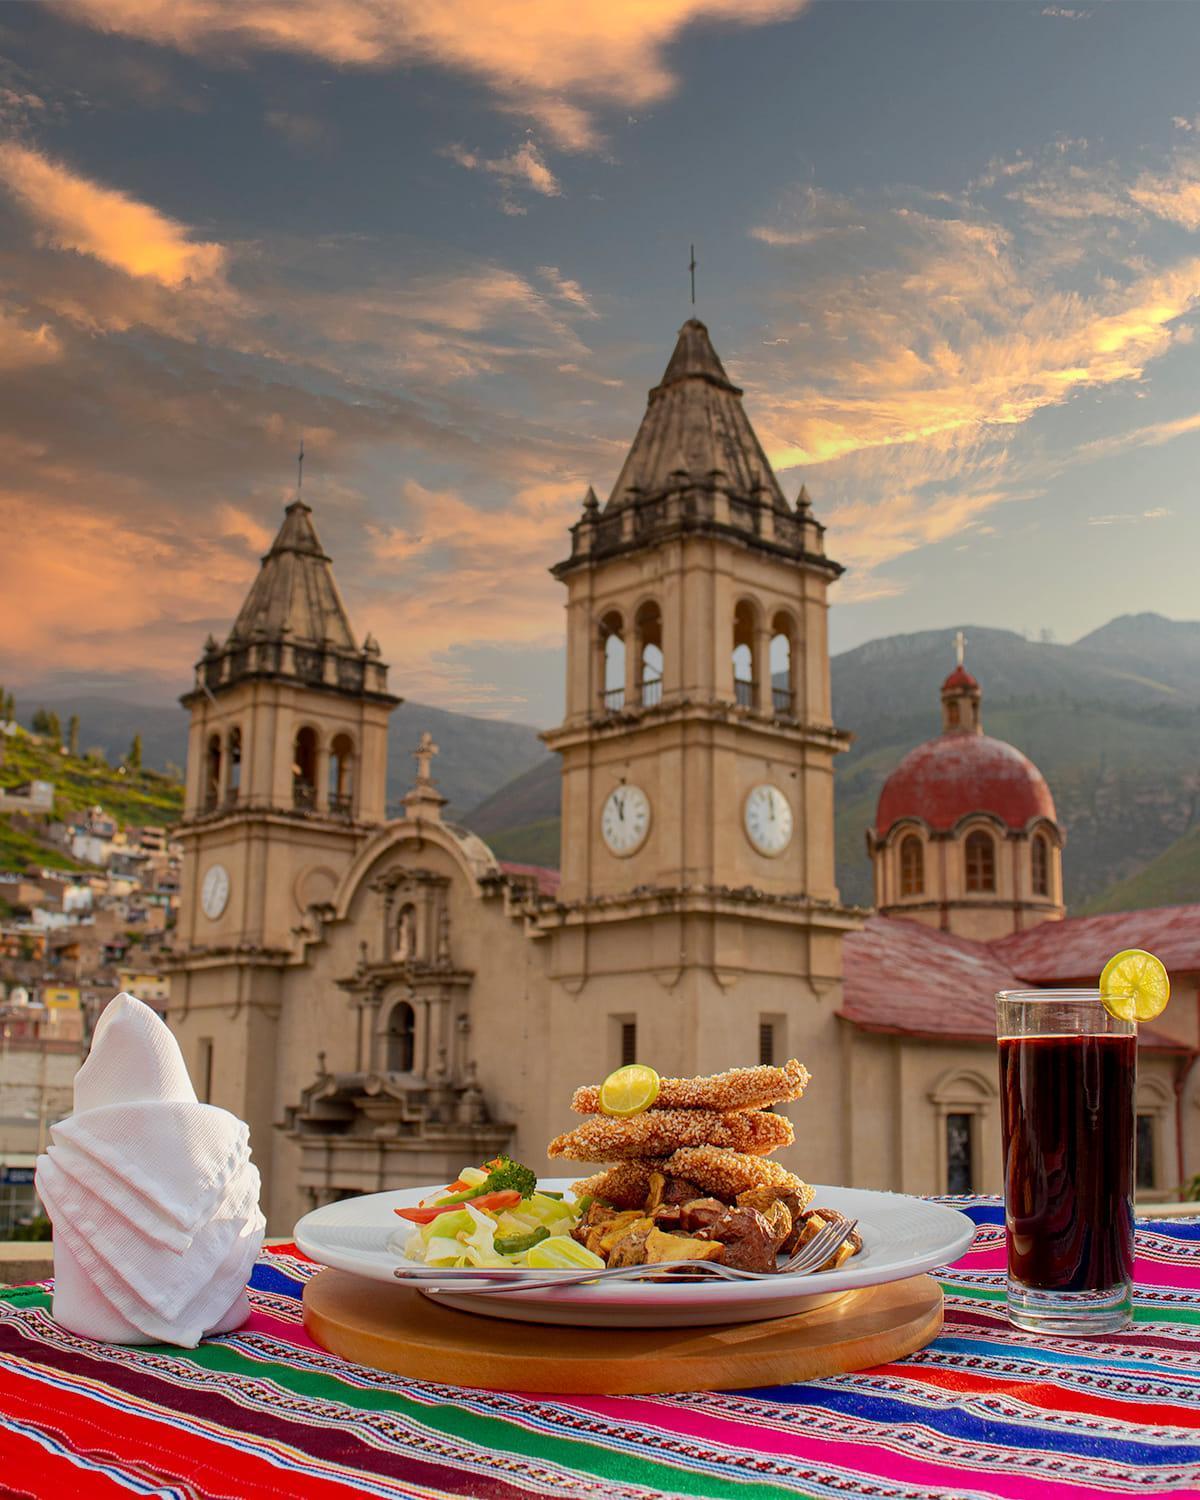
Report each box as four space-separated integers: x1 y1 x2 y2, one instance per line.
0 1200 1198 1499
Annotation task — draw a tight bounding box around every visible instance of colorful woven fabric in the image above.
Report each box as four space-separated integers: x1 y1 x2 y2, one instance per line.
1 1199 1198 1498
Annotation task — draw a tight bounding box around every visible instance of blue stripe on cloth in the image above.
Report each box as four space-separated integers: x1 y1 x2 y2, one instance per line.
731 1382 1200 1465
927 1336 1199 1379
248 1261 307 1300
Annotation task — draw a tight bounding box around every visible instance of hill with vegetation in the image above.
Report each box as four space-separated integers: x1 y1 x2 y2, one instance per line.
459 614 1200 914
0 725 183 874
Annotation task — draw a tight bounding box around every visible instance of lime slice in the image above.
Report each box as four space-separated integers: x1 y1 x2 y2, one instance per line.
1099 948 1170 1022
598 1063 660 1118
525 1236 605 1270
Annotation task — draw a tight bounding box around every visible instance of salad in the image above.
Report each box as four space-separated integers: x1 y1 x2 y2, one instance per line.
393 1156 603 1270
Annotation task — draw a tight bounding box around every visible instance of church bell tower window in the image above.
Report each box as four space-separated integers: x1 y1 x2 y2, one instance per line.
329 733 355 815
770 614 794 714
600 612 626 711
1031 832 1049 897
732 600 759 709
225 726 241 806
293 727 318 810
205 733 222 812
635 601 663 707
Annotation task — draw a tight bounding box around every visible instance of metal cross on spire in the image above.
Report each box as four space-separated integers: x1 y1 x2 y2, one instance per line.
954 629 967 667
689 244 696 306
297 437 305 494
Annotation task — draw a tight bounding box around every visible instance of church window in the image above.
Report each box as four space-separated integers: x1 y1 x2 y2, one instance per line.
759 1021 776 1066
900 835 924 897
292 727 318 810
600 611 625 711
946 1113 974 1193
733 600 758 708
395 903 418 961
770 613 794 714
386 1001 415 1073
1031 833 1049 897
197 1038 214 1103
329 733 355 815
635 601 663 707
226 727 241 806
964 830 996 893
1137 1113 1156 1190
204 734 222 811
620 1021 637 1067
946 700 960 727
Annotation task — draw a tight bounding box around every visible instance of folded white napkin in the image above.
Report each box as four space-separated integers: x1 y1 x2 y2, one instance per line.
35 992 266 1347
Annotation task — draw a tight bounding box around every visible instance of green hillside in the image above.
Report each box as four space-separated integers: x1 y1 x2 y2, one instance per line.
1082 826 1200 914
0 728 182 873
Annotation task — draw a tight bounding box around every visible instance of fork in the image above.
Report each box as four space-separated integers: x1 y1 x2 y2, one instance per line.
397 1218 858 1296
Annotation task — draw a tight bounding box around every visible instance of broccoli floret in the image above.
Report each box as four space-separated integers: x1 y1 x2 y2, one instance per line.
479 1155 538 1199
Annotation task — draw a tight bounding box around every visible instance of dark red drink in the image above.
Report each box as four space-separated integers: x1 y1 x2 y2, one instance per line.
998 1033 1135 1292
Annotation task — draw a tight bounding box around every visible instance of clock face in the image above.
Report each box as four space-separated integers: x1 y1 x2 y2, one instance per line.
744 784 794 857
601 785 651 857
201 863 230 920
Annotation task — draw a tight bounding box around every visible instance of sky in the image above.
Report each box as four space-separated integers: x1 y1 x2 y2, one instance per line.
1 0 1200 727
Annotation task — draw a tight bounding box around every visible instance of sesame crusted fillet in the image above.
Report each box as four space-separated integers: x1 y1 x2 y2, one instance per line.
548 1108 794 1162
571 1059 810 1116
663 1146 814 1208
571 1160 665 1209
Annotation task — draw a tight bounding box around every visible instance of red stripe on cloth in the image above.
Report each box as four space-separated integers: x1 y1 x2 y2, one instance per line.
0 1418 139 1500
899 1362 1200 1428
0 1362 373 1500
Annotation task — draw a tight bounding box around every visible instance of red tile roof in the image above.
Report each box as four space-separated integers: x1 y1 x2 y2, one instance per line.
841 913 1194 1051
994 904 1200 984
875 732 1058 836
942 664 979 692
498 861 561 899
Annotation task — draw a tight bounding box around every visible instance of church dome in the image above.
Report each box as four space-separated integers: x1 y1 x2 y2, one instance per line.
875 732 1057 836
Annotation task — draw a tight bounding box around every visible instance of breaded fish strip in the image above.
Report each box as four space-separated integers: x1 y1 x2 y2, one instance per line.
571 1160 665 1209
663 1147 814 1209
548 1108 794 1162
571 1059 810 1116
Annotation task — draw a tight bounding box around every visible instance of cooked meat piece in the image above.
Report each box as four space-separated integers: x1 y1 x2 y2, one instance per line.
651 1204 683 1230
659 1175 703 1206
570 1200 619 1247
606 1217 655 1267
571 1060 811 1115
644 1228 725 1265
678 1197 728 1234
584 1210 644 1258
549 1108 794 1162
571 1160 665 1210
699 1206 780 1274
663 1147 814 1206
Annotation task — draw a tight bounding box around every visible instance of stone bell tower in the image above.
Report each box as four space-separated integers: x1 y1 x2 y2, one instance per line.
539 321 860 1164
170 495 399 1177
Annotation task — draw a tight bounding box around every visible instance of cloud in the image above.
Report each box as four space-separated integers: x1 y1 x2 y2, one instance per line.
1087 508 1173 526
537 265 596 316
264 109 332 150
52 0 810 151
1076 409 1200 463
0 142 226 287
0 305 61 369
1040 5 1090 18
446 140 561 210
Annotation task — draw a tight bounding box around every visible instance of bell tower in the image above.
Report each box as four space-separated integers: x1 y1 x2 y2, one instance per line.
170 495 399 1177
546 319 850 905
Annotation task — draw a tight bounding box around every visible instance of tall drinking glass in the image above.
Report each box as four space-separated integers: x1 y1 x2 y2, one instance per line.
996 989 1136 1336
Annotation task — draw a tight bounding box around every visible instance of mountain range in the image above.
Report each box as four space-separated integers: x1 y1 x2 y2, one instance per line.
12 612 1199 914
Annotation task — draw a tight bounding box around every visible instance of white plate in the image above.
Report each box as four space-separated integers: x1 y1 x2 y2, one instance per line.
293 1180 975 1328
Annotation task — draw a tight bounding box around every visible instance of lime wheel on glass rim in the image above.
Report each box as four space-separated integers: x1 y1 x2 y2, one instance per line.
1099 948 1170 1022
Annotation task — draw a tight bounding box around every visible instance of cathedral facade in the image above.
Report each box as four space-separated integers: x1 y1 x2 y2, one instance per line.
170 319 1200 1232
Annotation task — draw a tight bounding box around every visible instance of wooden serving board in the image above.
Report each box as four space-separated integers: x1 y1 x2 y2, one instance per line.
303 1270 943 1394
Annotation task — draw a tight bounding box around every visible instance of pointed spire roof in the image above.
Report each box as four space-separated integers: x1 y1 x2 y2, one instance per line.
605 319 788 512
229 499 357 650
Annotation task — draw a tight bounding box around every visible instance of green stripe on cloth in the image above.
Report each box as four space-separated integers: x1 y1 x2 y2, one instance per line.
0 1289 50 1309
176 1339 817 1500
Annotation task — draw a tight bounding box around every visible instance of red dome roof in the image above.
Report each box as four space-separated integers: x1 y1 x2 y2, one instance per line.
941 664 979 692
875 733 1057 836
